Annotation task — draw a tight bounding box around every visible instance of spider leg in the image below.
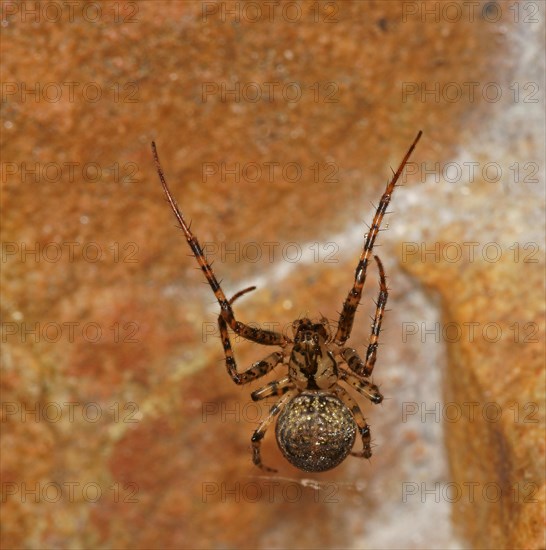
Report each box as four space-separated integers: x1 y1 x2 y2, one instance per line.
364 255 388 376
228 285 257 305
217 287 287 384
251 389 298 472
339 368 383 404
333 385 373 459
339 347 366 375
339 255 388 377
251 375 293 401
152 142 287 347
333 131 422 345
218 313 285 385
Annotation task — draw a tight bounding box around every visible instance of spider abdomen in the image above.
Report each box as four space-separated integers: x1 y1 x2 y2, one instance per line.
275 391 356 472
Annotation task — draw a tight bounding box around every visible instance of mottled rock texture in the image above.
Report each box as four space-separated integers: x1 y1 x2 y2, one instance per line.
404 246 545 549
2 1 544 549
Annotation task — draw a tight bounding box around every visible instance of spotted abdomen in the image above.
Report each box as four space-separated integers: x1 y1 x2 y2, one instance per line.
275 391 356 472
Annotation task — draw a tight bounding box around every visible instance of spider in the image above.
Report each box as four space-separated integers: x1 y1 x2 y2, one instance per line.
151 130 422 473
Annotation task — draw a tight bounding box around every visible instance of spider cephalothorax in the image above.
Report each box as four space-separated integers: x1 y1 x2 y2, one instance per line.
289 318 337 391
152 131 422 472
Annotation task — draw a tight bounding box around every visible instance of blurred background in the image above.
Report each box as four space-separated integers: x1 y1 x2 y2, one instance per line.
1 1 544 548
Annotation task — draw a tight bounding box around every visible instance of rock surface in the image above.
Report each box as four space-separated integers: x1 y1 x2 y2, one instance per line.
2 2 544 548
